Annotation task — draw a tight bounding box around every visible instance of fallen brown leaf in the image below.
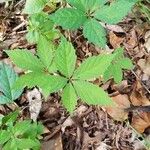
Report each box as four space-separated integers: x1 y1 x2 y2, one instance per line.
109 31 124 48
131 112 150 133
130 90 150 106
124 29 137 49
129 80 150 133
113 80 131 94
105 94 130 121
138 56 150 76
106 24 125 33
130 81 150 106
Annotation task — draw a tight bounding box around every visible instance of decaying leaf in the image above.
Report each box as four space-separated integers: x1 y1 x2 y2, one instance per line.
26 88 42 121
109 31 124 48
138 57 150 76
105 94 130 121
129 81 150 133
131 112 150 133
124 29 137 49
105 24 125 33
113 80 130 94
130 81 150 106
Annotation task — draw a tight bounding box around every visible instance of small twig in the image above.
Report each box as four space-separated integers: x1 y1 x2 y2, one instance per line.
73 34 83 43
14 0 25 8
13 21 27 32
109 91 120 97
44 125 61 141
20 105 29 112
17 30 27 34
125 105 150 112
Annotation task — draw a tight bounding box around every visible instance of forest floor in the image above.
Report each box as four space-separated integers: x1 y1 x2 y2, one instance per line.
0 1 150 150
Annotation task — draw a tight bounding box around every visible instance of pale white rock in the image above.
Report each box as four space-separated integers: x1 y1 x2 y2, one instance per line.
26 88 42 122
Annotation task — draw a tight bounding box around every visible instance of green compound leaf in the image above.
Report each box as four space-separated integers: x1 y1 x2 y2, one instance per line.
0 130 11 145
47 60 57 73
13 72 67 97
118 58 134 69
2 138 39 150
73 80 113 105
112 64 123 83
26 13 60 43
13 120 32 135
73 54 113 80
103 48 133 83
55 37 76 78
103 65 112 82
26 30 40 44
0 96 13 105
24 122 44 138
51 8 87 30
83 18 106 48
23 0 48 14
62 83 77 113
37 35 53 69
66 0 85 11
66 0 107 12
6 49 44 72
2 110 19 125
94 0 137 24
0 63 22 104
2 139 17 150
15 138 40 149
1 111 43 150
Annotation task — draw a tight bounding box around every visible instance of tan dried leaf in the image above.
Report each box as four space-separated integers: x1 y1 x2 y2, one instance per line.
131 112 150 133
130 81 150 106
138 57 150 76
125 30 137 49
109 31 124 48
106 24 125 33
105 94 130 121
